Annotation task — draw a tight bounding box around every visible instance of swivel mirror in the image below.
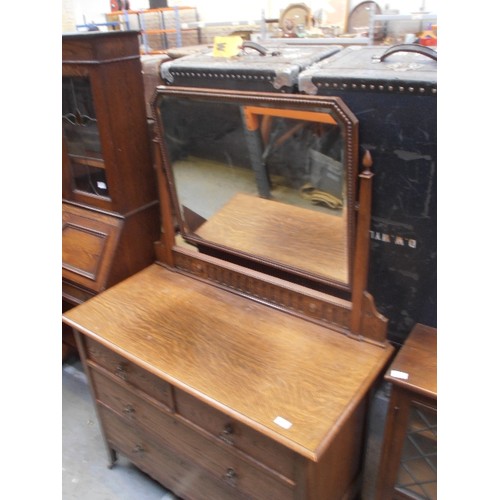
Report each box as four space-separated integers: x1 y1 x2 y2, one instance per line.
154 87 359 291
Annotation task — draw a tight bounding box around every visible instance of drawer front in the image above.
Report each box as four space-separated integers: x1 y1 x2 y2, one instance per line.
92 369 294 500
176 389 296 480
99 405 245 500
85 337 175 411
62 203 121 292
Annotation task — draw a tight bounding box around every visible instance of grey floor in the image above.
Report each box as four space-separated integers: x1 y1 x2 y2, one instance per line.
62 351 390 500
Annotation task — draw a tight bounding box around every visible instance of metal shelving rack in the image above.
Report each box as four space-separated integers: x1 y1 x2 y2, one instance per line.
368 9 437 45
105 7 201 53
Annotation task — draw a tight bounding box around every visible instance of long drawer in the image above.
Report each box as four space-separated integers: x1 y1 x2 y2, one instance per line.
91 368 295 500
175 388 296 480
99 405 245 500
85 336 175 411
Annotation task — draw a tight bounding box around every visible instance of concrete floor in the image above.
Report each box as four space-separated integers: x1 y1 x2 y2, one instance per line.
62 351 389 500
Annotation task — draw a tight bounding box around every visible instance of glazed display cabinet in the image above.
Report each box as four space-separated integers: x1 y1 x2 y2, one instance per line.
375 323 437 499
62 31 160 354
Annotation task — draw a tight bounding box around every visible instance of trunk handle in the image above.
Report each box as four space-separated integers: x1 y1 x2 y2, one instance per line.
241 40 281 57
374 43 437 62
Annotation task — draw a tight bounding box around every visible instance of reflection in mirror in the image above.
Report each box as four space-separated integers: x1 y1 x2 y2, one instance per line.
155 89 358 290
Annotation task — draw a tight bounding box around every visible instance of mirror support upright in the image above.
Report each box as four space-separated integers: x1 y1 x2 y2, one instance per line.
350 150 388 342
351 150 374 334
153 136 176 267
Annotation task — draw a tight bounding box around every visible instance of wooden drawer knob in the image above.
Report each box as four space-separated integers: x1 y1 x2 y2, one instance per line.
132 444 145 457
123 404 135 416
115 362 128 380
224 467 237 486
219 423 234 445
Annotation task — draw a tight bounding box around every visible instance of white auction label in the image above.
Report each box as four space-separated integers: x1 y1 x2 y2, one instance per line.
274 416 293 429
390 369 409 380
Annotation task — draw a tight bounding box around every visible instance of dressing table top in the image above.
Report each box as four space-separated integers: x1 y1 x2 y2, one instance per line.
63 263 392 461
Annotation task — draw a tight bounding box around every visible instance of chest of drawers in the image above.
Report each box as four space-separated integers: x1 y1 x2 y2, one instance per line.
64 264 393 500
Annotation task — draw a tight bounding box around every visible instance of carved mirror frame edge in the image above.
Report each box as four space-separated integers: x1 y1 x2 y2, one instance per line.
153 86 358 290
151 88 389 347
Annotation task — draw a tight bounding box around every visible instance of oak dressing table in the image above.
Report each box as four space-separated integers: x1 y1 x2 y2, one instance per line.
63 86 394 499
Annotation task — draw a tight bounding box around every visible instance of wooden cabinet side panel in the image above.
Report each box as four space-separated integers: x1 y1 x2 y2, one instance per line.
306 398 366 500
90 60 156 213
105 203 161 288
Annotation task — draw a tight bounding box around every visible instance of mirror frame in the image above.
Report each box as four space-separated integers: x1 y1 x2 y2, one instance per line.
153 86 359 293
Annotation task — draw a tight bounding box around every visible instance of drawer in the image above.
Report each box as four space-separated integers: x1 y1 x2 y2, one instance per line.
175 389 296 480
92 369 295 500
85 337 175 411
99 405 245 500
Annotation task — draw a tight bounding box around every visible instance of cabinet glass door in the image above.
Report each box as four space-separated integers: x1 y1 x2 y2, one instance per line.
396 402 437 499
62 77 109 198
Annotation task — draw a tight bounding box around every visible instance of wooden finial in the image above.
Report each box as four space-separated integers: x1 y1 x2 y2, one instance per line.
362 149 373 172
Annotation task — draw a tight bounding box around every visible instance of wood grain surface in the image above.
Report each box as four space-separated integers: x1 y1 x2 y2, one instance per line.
385 323 437 399
195 193 348 284
63 264 392 460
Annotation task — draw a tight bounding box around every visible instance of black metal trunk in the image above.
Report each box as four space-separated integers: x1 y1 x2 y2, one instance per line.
299 44 437 344
160 42 342 93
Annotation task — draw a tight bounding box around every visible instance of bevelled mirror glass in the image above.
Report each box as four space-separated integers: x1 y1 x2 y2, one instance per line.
154 88 358 291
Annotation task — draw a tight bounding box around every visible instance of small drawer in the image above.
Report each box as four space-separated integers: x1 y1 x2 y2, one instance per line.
84 337 174 411
175 389 296 480
99 406 244 500
93 370 294 500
